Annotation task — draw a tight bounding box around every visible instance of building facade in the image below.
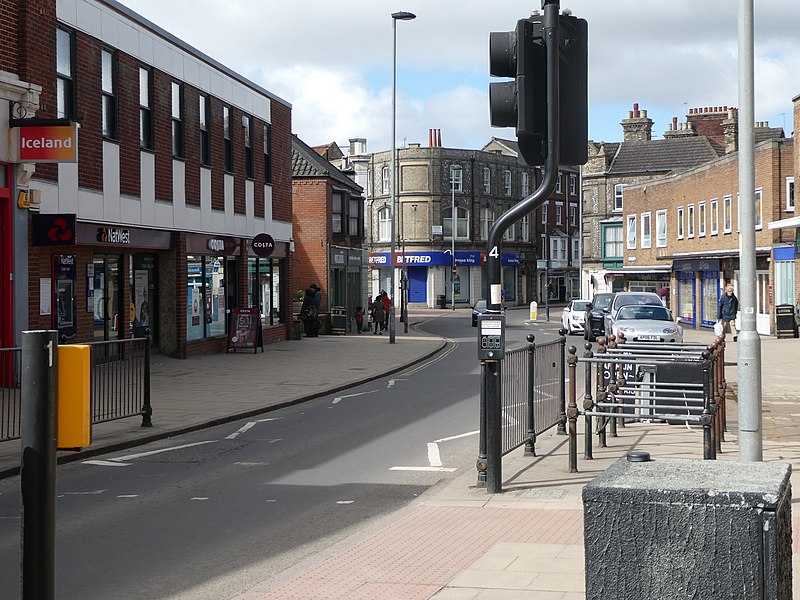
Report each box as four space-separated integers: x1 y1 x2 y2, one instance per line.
2 0 293 356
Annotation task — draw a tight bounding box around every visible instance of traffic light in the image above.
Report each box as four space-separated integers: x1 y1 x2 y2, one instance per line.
488 14 588 166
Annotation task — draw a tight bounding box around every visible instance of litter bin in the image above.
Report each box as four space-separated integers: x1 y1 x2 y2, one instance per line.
436 295 446 309
330 306 347 335
775 304 797 338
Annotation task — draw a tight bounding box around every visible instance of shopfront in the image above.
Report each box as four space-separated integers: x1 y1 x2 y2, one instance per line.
674 259 720 329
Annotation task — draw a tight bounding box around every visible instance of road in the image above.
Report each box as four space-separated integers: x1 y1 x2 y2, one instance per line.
0 309 568 599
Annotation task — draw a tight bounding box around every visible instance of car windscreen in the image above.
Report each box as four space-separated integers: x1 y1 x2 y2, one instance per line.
593 295 612 309
573 301 590 311
617 306 672 321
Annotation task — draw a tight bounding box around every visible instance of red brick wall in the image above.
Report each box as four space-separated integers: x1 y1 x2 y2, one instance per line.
118 52 141 197
270 100 292 222
184 85 201 207
3 0 22 75
292 178 331 309
153 69 172 203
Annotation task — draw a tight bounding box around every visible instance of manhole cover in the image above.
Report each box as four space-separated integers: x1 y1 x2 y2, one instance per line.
520 488 566 500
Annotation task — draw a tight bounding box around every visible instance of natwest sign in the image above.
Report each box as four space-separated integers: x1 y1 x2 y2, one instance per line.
17 123 78 163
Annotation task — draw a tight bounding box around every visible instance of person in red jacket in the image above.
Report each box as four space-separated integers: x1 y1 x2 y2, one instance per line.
380 290 391 332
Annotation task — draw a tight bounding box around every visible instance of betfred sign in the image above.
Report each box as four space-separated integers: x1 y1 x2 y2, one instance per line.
18 124 78 163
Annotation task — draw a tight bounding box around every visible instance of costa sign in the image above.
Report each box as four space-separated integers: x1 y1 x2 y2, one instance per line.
252 233 276 257
18 124 78 163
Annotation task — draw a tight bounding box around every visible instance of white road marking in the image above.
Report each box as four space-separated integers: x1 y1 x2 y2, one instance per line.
226 418 281 439
190 497 209 501
234 462 270 466
83 460 131 467
332 390 379 405
427 442 442 467
433 430 479 443
62 490 108 495
389 466 457 472
336 500 354 504
115 440 216 461
117 495 139 498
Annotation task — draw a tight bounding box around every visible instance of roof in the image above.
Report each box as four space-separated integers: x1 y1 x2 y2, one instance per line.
291 135 363 194
607 137 720 175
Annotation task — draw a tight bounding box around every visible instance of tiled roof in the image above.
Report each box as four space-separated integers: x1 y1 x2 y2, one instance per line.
754 127 785 145
291 135 362 193
607 137 720 175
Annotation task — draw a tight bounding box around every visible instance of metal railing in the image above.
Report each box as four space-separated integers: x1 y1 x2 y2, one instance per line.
0 337 152 442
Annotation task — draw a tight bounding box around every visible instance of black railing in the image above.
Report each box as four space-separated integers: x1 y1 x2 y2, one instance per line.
0 336 151 442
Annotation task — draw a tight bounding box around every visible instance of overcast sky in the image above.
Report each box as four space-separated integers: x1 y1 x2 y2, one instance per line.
119 0 800 155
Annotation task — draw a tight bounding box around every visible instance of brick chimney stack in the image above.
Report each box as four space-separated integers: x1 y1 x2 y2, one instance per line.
621 103 654 142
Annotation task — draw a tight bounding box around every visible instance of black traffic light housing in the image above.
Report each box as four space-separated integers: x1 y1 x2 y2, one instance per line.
489 13 588 167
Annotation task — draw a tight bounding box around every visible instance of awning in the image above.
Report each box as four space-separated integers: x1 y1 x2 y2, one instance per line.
768 215 800 230
604 266 671 275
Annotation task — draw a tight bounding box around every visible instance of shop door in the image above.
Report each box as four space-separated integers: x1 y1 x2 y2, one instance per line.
93 255 122 341
408 267 427 303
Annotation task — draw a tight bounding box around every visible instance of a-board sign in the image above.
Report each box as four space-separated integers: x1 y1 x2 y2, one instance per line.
227 307 264 353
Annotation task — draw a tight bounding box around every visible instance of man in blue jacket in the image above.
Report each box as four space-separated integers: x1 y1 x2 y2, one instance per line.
717 285 739 341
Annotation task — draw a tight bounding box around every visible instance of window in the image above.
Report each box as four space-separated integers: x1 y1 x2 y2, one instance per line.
541 201 548 225
186 255 227 341
521 215 529 242
243 114 253 178
787 177 795 212
626 214 637 249
698 201 706 237
503 170 512 196
687 204 695 238
378 207 391 241
550 236 566 261
569 204 577 226
602 224 623 260
522 172 529 196
199 94 209 165
656 210 667 247
247 257 285 325
723 195 732 233
556 173 562 194
570 174 577 195
381 166 390 195
443 206 469 239
223 105 233 172
480 208 495 239
450 166 462 192
755 188 763 229
572 237 580 261
614 184 624 211
348 197 360 236
483 167 491 193
263 123 272 183
504 222 514 241
332 192 343 234
56 27 74 119
641 212 652 249
139 68 153 149
710 199 719 235
171 81 184 158
101 49 117 139
677 206 684 239
555 202 563 225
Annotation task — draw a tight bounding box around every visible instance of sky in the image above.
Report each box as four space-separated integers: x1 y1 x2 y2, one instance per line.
118 0 800 156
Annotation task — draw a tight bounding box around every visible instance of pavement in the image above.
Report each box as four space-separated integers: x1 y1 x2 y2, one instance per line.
3 308 800 599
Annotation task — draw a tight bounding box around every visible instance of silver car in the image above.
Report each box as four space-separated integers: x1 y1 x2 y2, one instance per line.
608 304 683 343
603 292 663 339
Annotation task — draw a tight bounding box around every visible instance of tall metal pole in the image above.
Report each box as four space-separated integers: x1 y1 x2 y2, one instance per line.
20 330 59 600
388 11 416 343
451 165 458 310
737 0 762 461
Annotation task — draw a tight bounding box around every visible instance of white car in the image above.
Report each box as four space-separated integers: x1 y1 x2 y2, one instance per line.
561 299 591 335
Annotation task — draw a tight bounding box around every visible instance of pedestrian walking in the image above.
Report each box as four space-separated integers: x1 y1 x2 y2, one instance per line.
717 284 739 341
300 285 319 337
380 290 391 332
354 305 365 334
370 295 386 334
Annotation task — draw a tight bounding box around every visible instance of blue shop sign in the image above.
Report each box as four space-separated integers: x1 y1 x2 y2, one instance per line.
368 250 519 267
502 252 520 266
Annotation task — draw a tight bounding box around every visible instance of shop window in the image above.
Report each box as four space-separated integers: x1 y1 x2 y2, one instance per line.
248 257 284 324
186 255 227 341
57 27 75 120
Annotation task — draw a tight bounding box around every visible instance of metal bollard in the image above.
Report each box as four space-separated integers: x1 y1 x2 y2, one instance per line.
595 340 608 448
141 332 153 427
524 334 537 456
583 343 594 460
557 329 567 435
567 345 579 473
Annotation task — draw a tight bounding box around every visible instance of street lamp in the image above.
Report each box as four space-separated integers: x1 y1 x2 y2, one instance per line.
389 10 416 344
450 165 461 310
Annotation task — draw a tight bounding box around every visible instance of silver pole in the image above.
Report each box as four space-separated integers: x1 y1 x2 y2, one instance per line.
737 0 762 461
389 16 398 344
451 166 457 310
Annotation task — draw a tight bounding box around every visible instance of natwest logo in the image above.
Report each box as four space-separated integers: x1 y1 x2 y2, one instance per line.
97 227 130 244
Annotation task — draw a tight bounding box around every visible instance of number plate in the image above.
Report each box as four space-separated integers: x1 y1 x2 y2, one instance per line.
638 335 660 341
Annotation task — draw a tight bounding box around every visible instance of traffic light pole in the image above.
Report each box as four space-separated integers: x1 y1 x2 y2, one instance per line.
480 0 561 493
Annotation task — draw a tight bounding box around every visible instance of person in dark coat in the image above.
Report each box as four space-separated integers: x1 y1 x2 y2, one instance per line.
717 284 739 341
370 295 386 334
300 286 319 337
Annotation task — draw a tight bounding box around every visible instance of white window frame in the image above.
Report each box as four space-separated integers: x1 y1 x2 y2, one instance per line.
723 195 732 233
656 210 667 248
555 173 562 194
710 199 719 235
541 202 548 225
572 236 580 262
569 174 577 195
450 165 463 192
521 214 529 242
483 167 491 194
677 206 684 240
503 170 512 196
698 201 706 237
555 202 563 225
641 212 652 249
569 203 577 226
687 204 695 238
377 207 391 241
626 214 637 249
614 184 624 211
787 177 795 212
755 188 763 230
480 208 495 240
521 172 530 196
504 222 514 241
443 206 470 240
381 166 390 195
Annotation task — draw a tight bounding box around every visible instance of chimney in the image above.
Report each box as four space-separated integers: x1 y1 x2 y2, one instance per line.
721 107 738 154
685 105 732 147
621 103 654 142
348 138 367 156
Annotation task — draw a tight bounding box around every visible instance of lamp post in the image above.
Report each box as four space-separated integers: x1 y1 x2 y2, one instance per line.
450 165 461 310
389 10 416 344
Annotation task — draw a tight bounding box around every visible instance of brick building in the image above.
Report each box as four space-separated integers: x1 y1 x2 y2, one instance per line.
291 135 365 329
1 0 293 356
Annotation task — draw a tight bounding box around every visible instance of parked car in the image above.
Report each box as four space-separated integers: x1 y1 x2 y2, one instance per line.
607 303 683 343
561 299 591 335
584 293 613 341
472 299 506 326
603 292 664 340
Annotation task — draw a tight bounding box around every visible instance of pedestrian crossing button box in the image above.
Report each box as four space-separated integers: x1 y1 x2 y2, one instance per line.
477 313 505 361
